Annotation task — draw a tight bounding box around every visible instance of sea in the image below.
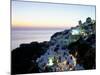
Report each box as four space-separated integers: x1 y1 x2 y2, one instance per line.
11 28 66 50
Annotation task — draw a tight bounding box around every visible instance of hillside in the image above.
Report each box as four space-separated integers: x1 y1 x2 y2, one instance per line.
11 17 96 74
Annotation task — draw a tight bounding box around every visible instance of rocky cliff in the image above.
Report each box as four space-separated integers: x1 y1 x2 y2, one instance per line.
36 17 96 72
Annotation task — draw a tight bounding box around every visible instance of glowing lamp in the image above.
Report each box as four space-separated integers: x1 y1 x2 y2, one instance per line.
71 29 80 35
47 57 54 66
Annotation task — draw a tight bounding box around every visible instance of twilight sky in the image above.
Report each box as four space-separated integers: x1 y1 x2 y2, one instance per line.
12 0 95 29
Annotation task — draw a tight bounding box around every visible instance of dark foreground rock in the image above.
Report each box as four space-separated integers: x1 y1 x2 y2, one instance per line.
11 41 49 74
68 34 96 69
